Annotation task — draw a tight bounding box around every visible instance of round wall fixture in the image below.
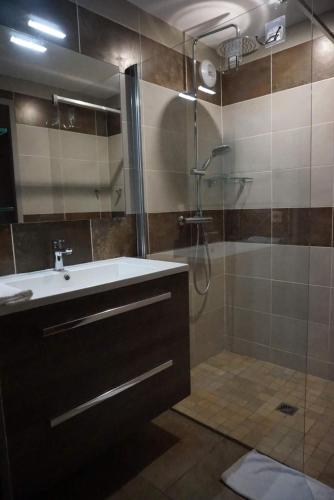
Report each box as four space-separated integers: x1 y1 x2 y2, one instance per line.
199 59 217 88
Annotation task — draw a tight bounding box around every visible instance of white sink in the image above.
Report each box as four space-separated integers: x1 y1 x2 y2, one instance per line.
0 257 188 315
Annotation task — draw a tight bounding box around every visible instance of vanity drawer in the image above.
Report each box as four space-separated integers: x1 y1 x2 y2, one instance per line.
6 357 189 499
1 273 189 432
0 272 190 499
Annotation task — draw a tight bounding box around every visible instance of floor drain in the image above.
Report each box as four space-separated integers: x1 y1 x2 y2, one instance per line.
276 402 298 416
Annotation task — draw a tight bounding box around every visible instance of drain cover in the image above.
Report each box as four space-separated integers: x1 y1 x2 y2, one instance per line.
276 402 298 416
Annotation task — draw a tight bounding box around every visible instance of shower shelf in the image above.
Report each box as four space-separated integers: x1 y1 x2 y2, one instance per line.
205 175 253 187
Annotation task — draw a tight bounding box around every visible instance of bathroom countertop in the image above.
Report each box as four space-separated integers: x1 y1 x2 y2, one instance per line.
0 257 189 316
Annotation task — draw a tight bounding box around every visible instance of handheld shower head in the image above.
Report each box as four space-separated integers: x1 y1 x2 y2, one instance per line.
212 144 230 157
192 144 230 175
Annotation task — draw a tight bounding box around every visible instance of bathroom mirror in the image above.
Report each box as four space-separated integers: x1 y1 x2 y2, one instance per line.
0 24 125 224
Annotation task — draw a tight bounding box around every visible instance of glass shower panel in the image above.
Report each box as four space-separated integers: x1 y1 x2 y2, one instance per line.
136 0 322 482
304 0 334 486
218 0 313 474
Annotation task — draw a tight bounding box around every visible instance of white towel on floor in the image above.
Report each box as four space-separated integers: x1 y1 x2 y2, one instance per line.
0 284 33 305
222 450 334 500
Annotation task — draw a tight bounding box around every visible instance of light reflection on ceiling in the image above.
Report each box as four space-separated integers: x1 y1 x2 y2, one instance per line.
128 0 334 47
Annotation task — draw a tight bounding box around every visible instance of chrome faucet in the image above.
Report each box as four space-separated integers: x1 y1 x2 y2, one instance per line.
52 239 73 271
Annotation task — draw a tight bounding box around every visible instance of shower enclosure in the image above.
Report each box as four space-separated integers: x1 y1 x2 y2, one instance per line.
136 0 334 486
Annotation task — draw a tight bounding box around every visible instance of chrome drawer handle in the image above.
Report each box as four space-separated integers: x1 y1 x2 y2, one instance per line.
50 360 173 428
43 292 172 337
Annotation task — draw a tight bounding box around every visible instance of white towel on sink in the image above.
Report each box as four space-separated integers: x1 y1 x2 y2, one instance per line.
0 284 33 305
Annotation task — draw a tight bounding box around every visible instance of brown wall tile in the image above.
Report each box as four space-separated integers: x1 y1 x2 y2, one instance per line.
148 210 224 254
91 216 137 260
223 36 334 106
141 39 221 105
23 214 65 223
222 56 271 106
272 208 332 247
224 209 271 243
311 208 333 247
272 208 308 246
14 93 59 129
79 7 140 73
59 103 95 135
14 94 117 137
202 210 224 244
272 41 312 93
0 225 14 276
148 212 191 254
141 36 186 94
12 220 92 273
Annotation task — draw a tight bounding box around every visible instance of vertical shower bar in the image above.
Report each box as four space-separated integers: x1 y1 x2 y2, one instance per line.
126 64 147 258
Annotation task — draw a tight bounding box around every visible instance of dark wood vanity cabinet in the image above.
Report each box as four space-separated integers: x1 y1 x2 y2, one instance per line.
0 272 190 499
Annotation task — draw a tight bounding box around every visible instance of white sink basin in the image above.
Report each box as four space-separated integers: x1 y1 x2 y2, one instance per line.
0 257 188 315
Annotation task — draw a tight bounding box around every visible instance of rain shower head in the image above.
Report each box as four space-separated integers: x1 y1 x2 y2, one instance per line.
217 35 258 71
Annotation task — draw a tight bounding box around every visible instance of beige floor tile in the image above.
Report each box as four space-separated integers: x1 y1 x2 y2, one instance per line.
176 350 334 487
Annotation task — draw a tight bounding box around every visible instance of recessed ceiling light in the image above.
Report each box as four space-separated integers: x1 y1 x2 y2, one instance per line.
10 35 47 53
178 91 196 101
198 85 216 95
28 18 66 39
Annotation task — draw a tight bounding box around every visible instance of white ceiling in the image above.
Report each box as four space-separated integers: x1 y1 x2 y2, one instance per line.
129 0 333 47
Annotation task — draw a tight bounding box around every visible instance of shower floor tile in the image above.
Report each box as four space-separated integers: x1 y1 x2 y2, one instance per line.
174 350 334 486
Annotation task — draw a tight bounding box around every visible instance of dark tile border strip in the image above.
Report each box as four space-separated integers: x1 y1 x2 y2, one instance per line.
0 225 15 276
222 35 334 106
224 209 271 244
272 208 333 247
148 210 224 254
14 93 120 137
0 215 136 276
149 207 334 253
12 220 93 274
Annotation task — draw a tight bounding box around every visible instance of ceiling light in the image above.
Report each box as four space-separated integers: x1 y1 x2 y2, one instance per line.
178 91 196 101
10 35 47 53
28 18 66 39
198 85 216 95
53 94 121 114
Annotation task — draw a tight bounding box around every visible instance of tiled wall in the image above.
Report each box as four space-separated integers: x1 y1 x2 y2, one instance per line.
143 19 334 380
14 97 124 220
221 32 334 381
140 76 225 368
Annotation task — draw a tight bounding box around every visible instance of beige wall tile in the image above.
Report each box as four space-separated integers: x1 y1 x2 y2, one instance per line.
312 78 334 125
225 242 271 279
60 130 97 161
272 168 310 208
272 84 312 132
61 158 100 213
223 170 271 209
272 127 311 171
144 170 190 212
223 94 271 140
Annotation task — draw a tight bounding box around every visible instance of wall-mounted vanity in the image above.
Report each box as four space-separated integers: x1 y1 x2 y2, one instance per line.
0 258 190 499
